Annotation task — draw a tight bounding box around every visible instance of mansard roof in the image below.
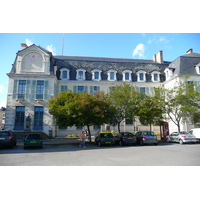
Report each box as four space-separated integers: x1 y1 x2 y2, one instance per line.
169 52 200 77
54 55 170 82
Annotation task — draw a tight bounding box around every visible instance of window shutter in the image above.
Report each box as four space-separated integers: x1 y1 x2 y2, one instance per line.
145 87 149 95
73 85 77 93
90 86 93 95
31 80 36 99
13 80 18 99
44 81 49 100
54 84 59 95
25 80 30 99
84 86 88 93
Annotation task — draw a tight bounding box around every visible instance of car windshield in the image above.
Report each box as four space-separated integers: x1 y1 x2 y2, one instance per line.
0 132 9 136
180 131 191 135
100 133 114 138
122 132 133 136
27 134 41 139
143 132 155 136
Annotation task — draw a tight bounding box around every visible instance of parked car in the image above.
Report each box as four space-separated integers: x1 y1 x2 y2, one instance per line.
95 132 115 146
115 132 137 146
24 133 43 149
135 131 158 145
0 130 17 148
166 131 197 144
188 128 200 142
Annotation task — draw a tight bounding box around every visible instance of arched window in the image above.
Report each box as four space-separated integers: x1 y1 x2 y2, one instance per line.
122 70 132 82
151 71 161 82
107 69 117 81
136 70 146 82
76 69 86 80
60 68 70 80
91 69 102 81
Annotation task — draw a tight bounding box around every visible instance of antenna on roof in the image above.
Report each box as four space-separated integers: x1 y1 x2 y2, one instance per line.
62 34 65 56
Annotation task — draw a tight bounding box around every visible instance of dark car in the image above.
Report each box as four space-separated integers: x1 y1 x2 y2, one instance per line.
0 130 17 148
95 132 115 146
135 131 158 145
115 132 137 146
24 133 43 149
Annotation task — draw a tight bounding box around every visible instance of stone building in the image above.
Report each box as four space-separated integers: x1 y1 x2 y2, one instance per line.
0 107 6 130
4 44 200 138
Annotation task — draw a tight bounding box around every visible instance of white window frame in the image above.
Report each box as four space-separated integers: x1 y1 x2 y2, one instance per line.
60 68 70 80
151 71 161 82
195 63 200 75
122 70 132 82
107 69 117 81
76 69 86 80
91 69 102 81
136 70 146 82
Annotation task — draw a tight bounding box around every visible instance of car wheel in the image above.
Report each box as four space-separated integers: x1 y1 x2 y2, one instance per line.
179 139 183 145
140 140 143 145
166 138 170 143
154 143 158 145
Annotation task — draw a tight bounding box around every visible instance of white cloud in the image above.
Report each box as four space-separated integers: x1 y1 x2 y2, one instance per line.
0 85 4 93
0 100 6 108
26 38 33 46
148 35 169 45
47 44 56 55
132 43 145 58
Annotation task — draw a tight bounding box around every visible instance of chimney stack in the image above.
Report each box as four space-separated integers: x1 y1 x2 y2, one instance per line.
153 50 163 63
21 43 28 50
186 49 193 54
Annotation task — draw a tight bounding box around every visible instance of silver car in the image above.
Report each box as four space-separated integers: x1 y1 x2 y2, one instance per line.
135 131 158 145
166 131 197 144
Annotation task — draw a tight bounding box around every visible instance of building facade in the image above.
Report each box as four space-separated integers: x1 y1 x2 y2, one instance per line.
4 44 200 137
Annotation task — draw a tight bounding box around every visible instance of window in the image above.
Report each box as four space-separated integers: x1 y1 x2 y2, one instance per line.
18 80 26 99
60 85 68 92
91 69 102 81
122 70 132 82
107 70 117 81
194 63 200 75
14 106 25 130
34 107 44 130
90 86 100 95
78 86 84 93
76 69 86 80
136 71 146 82
36 81 44 99
151 71 160 82
73 85 88 93
60 68 70 80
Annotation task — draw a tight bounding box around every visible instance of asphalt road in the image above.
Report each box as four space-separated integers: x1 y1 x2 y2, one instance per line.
1 141 200 166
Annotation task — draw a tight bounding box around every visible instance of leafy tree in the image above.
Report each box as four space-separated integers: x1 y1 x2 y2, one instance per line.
107 82 142 132
48 91 113 142
138 88 166 132
165 80 200 132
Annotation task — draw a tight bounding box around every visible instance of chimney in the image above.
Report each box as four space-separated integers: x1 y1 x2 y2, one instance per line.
153 50 163 63
186 48 193 54
21 43 28 50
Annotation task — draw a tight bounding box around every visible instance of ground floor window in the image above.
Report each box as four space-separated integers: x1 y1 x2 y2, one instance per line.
14 106 25 130
34 107 44 130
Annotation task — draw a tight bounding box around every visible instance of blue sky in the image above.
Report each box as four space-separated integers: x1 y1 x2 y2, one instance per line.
0 33 200 107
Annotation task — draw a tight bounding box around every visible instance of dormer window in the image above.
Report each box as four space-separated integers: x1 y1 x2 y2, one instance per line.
107 69 117 81
91 69 102 81
164 68 174 80
76 69 86 80
151 71 161 82
136 70 146 82
194 63 200 75
60 68 70 80
122 70 132 82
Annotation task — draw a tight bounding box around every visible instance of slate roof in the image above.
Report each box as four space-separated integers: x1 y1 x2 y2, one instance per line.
169 52 200 77
53 55 170 82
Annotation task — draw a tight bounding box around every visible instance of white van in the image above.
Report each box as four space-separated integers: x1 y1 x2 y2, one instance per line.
188 128 200 142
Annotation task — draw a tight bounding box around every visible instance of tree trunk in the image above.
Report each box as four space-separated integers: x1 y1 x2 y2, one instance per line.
86 124 92 142
118 122 121 133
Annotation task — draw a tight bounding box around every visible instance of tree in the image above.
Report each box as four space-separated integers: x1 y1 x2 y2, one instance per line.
48 91 113 142
138 88 166 132
165 80 200 132
107 82 142 132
